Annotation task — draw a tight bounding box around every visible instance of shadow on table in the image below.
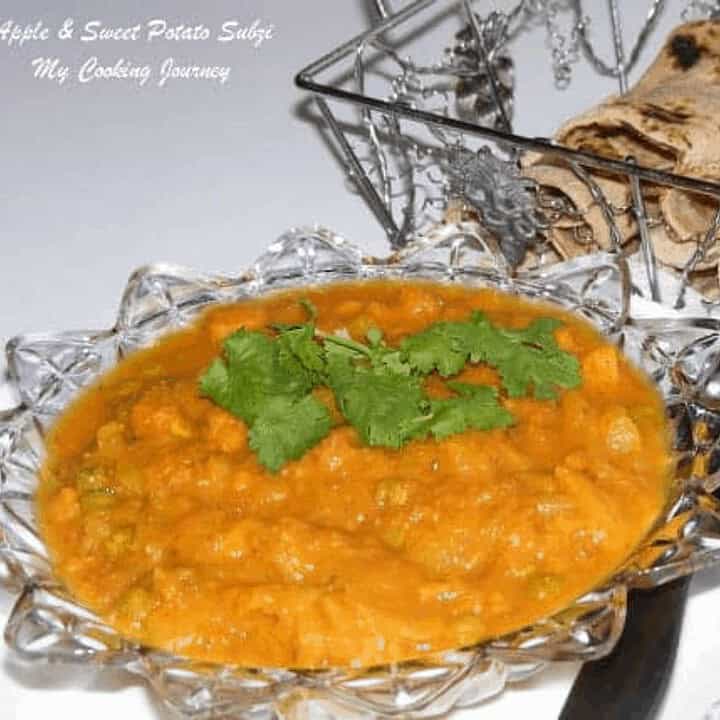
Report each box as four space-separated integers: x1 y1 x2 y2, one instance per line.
689 561 720 597
3 653 175 719
477 661 580 715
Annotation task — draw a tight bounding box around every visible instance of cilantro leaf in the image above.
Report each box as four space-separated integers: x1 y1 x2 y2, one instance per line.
200 306 581 472
374 347 412 376
299 298 318 322
219 330 314 415
400 323 469 377
402 312 580 400
248 395 331 472
223 328 276 370
324 330 426 446
365 327 411 376
200 329 329 471
366 327 383 346
453 312 499 363
488 319 581 400
399 313 501 376
203 332 278 424
198 358 241 415
423 383 514 440
326 362 428 448
276 324 326 376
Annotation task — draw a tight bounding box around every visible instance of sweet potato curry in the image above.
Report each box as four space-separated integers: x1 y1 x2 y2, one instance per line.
38 281 672 668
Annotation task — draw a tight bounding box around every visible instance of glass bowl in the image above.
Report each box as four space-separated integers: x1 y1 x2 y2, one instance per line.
2 226 720 719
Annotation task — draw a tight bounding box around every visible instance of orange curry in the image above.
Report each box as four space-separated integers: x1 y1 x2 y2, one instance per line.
38 281 672 668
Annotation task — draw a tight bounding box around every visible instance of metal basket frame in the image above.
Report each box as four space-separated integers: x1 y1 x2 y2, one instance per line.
295 0 720 309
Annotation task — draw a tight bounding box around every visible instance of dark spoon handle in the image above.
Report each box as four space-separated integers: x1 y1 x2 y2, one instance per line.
559 576 691 720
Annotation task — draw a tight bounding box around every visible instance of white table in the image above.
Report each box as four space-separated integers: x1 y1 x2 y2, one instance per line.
2 1 720 718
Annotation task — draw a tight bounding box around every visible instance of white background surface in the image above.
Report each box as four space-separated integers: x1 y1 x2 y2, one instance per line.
2 1 720 718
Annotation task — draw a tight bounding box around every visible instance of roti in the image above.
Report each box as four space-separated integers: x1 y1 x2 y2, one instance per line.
522 20 720 291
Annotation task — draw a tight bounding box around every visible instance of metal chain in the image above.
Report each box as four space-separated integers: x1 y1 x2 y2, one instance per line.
526 0 719 84
517 0 666 87
571 0 667 80
516 0 581 88
683 0 720 19
545 1 581 88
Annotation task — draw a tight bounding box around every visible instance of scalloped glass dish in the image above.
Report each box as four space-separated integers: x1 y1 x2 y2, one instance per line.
2 226 720 719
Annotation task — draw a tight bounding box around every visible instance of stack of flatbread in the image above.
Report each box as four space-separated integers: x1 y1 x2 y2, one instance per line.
522 20 720 298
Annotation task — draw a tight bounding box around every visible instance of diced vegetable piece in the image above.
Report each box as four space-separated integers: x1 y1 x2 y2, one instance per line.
527 573 564 600
120 587 153 625
582 346 620 392
96 421 126 454
76 466 112 494
49 487 81 522
603 409 642 455
115 463 144 495
105 527 135 558
375 478 412 508
80 489 117 511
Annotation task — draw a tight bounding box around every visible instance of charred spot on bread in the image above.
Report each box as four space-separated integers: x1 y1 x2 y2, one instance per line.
638 103 691 124
670 33 704 71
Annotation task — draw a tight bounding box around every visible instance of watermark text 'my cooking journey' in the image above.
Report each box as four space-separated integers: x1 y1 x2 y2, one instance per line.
0 17 275 87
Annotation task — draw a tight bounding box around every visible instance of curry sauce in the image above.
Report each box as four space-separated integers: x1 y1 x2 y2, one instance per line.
38 281 672 668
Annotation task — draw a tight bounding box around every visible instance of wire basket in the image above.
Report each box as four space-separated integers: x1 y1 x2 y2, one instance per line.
296 0 720 311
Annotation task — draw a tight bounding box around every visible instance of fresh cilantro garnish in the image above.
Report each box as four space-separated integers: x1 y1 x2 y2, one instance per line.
401 311 580 400
199 327 330 471
325 328 411 377
326 361 428 448
299 297 318 322
423 383 515 439
199 300 582 472
321 329 424 448
401 321 476 377
276 324 326 377
490 318 581 400
214 329 315 418
248 395 331 472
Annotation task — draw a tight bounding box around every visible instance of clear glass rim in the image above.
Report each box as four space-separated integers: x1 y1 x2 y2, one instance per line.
2 226 720 716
